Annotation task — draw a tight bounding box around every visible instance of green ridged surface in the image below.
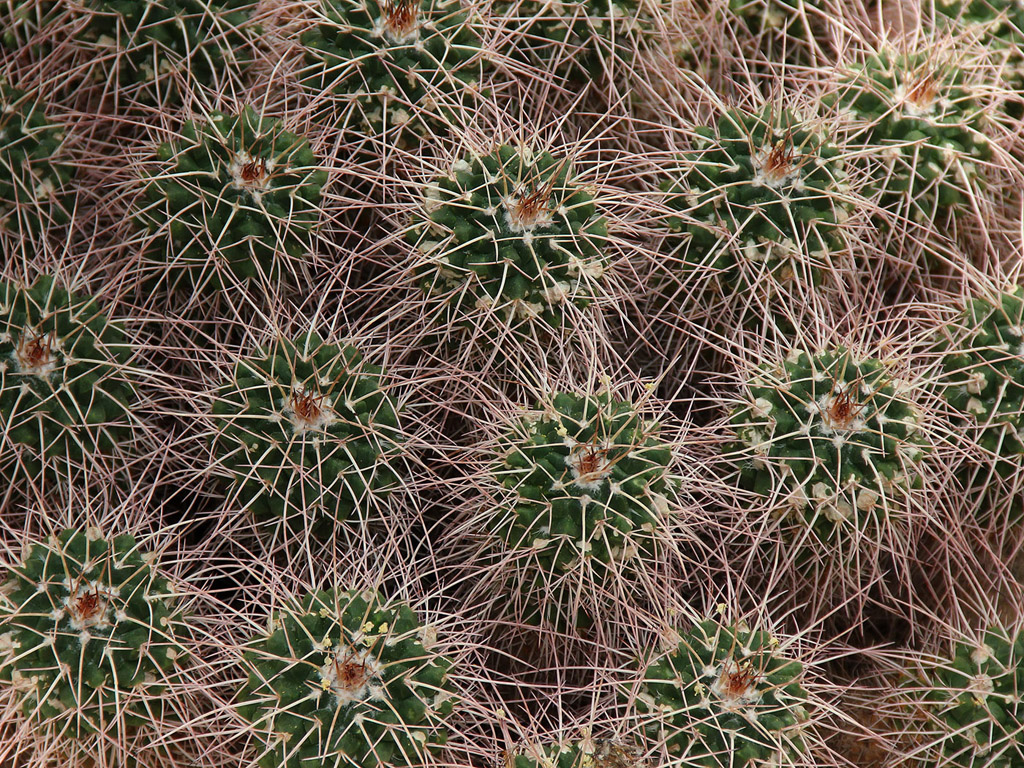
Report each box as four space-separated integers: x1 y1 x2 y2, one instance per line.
625 619 808 767
727 347 927 539
939 286 1024 476
0 529 188 735
661 107 847 298
239 588 454 768
0 84 73 234
0 276 136 482
300 0 486 144
137 107 326 294
408 146 608 329
926 626 1024 767
493 391 674 627
831 51 991 220
210 332 402 536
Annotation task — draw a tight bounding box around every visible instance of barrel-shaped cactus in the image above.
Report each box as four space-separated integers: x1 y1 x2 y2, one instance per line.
210 333 402 537
726 347 928 540
490 391 675 627
661 106 848 303
300 0 487 145
624 619 809 767
67 0 255 104
0 528 189 735
238 588 454 768
938 286 1024 477
0 84 73 235
136 107 326 295
0 276 137 486
923 625 1024 767
830 51 991 221
407 145 608 330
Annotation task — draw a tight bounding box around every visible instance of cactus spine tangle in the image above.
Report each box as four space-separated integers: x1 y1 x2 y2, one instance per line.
136 107 326 295
625 619 809 767
726 347 928 540
210 332 402 536
0 529 189 735
408 145 608 331
238 588 454 768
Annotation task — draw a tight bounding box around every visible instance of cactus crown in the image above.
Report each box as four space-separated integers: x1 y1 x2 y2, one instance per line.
939 285 1024 473
210 332 402 536
137 107 326 293
408 145 608 329
925 625 1024 767
727 347 928 537
662 106 848 295
0 276 136 482
625 619 809 767
300 0 486 144
0 84 73 234
0 529 188 735
491 391 674 627
831 51 991 217
239 588 454 768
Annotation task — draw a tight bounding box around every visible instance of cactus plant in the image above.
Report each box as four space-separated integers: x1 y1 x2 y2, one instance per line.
136 107 326 296
64 0 256 104
624 619 809 767
660 106 848 311
0 276 137 486
238 588 454 768
490 391 675 628
407 145 608 331
0 528 189 735
938 286 1024 477
725 347 928 541
512 740 643 768
210 332 402 537
299 0 487 145
830 50 991 222
0 83 74 235
922 625 1024 768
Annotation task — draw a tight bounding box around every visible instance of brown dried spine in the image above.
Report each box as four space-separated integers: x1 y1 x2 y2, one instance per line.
384 0 419 39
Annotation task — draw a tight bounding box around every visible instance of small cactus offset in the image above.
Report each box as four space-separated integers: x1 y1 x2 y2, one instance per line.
300 0 488 145
830 50 991 221
0 83 74 235
407 145 608 331
938 285 1024 477
0 276 137 485
0 528 189 735
725 0 834 59
490 391 675 628
660 106 848 315
922 625 1024 768
624 619 809 767
136 107 326 296
210 332 402 537
238 588 455 768
512 740 643 768
726 347 928 539
65 0 256 104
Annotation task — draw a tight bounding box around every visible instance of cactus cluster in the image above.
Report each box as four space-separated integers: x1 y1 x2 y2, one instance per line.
407 145 608 331
0 529 188 735
239 588 454 768
831 51 991 221
300 0 487 145
625 619 809 768
938 286 1024 477
0 276 136 486
490 391 674 627
136 107 326 295
0 83 73 235
210 333 402 536
923 625 1024 768
726 347 928 540
660 107 848 312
